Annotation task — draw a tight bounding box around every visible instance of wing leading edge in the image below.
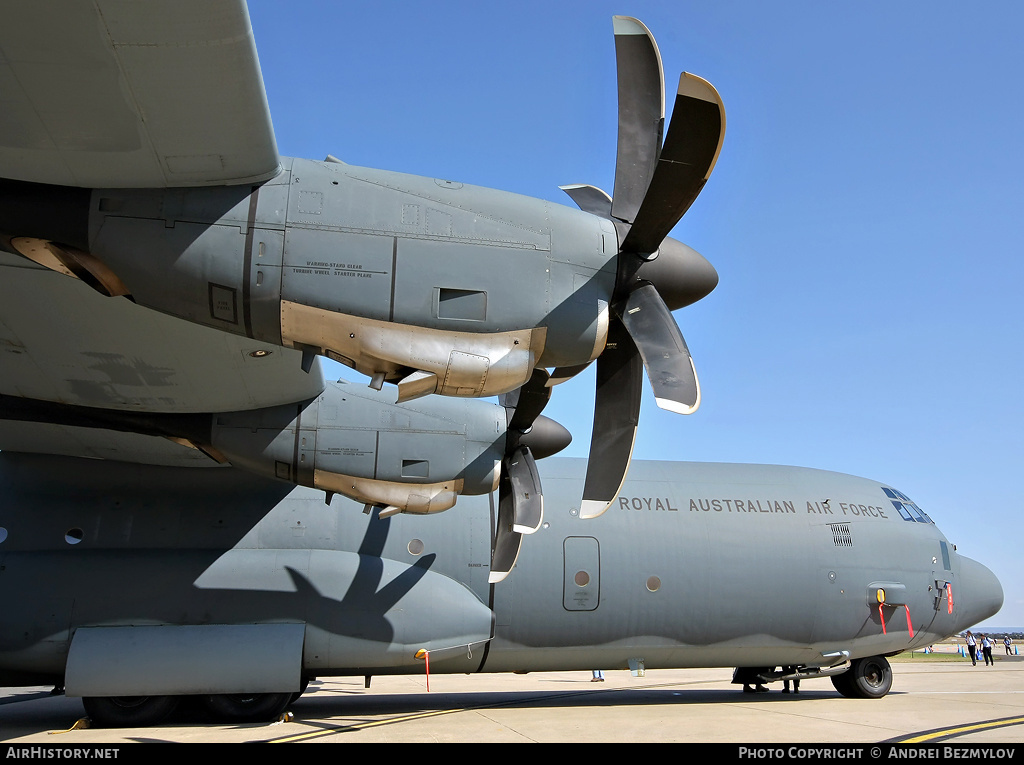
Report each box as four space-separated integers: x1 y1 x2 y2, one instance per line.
0 0 281 188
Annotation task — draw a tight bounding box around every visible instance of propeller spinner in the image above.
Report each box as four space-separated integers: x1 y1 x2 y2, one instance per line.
562 16 724 519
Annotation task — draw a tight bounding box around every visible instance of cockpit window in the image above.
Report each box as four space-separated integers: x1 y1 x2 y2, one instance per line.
940 540 952 570
910 503 932 523
883 488 934 524
891 501 915 521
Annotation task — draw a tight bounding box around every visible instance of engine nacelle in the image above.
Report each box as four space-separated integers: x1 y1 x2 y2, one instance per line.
210 382 505 514
60 159 614 400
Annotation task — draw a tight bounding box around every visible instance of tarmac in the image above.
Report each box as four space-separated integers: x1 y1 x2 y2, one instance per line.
2 649 1023 745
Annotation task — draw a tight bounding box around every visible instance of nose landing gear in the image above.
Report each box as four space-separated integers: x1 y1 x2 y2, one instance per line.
831 655 893 699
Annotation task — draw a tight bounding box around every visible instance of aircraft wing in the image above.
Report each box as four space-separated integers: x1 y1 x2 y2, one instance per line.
0 253 324 465
0 0 280 188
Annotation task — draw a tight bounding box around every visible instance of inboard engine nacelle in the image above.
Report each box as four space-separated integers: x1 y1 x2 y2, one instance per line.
209 382 508 515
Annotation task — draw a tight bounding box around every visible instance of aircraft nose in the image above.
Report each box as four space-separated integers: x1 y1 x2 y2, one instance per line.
516 415 572 460
955 555 1004 630
633 236 718 311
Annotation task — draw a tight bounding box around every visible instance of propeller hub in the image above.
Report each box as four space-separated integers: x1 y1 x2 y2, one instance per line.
515 415 572 460
631 236 718 311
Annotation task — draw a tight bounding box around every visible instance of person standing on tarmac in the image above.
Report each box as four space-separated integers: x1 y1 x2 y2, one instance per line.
781 666 800 694
981 634 994 666
966 631 978 665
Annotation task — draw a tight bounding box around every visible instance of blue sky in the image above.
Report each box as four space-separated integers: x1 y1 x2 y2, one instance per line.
248 1 1023 627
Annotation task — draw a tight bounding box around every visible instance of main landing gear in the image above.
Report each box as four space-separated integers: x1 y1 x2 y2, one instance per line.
83 690 299 727
82 695 180 727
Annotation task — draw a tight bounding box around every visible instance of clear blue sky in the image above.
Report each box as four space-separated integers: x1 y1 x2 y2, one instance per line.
248 1 1024 627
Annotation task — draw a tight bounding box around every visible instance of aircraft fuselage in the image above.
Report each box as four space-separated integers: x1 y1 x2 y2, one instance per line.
0 453 1001 693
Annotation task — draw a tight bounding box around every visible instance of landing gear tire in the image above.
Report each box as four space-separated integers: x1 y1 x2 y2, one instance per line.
290 677 311 704
831 656 893 699
201 692 292 723
82 695 179 727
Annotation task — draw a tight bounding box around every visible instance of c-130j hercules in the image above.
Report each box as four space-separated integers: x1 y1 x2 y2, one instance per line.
0 2 1002 726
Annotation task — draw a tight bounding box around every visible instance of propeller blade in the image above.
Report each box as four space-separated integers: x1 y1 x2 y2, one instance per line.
491 473 523 584
546 362 592 387
610 16 664 224
564 17 719 518
504 445 543 534
581 318 642 519
504 368 552 434
560 184 613 218
621 72 725 255
617 283 700 414
491 371 570 580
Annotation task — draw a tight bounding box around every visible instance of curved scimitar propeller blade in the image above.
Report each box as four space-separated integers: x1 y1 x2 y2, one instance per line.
504 368 552 434
491 475 524 584
581 319 642 519
622 73 725 255
611 16 664 224
505 445 543 534
492 371 570 581
547 362 593 387
560 184 612 218
569 17 720 519
618 283 700 414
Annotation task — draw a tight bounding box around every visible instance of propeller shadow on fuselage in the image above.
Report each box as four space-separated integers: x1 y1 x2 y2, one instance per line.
283 514 438 644
0 459 440 656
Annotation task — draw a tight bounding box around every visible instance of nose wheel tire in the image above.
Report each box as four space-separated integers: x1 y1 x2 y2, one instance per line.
831 655 893 699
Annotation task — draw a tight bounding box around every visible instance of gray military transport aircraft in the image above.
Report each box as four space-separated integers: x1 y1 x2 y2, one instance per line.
0 1 1003 728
